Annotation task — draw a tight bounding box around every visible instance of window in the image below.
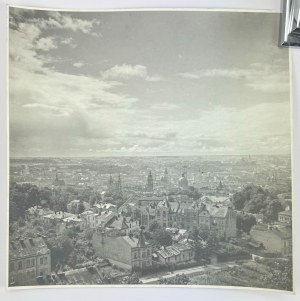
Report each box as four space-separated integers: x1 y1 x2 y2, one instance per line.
31 259 35 267
163 211 166 218
40 258 44 265
44 257 48 264
26 259 30 268
18 261 22 270
40 271 43 276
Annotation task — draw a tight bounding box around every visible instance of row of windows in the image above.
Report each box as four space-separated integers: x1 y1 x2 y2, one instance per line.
10 256 48 272
10 258 35 271
133 249 151 259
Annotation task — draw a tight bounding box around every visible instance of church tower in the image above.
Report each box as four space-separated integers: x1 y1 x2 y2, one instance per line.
115 173 123 197
146 170 154 192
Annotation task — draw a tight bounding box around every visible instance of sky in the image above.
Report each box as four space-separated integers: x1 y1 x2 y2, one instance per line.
9 8 291 157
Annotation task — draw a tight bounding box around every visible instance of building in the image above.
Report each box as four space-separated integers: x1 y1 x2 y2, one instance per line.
9 237 51 286
250 224 292 256
92 230 152 271
107 174 123 197
278 209 292 224
139 197 237 239
81 209 117 229
138 196 164 207
146 170 154 192
155 241 194 265
178 173 189 190
52 173 65 187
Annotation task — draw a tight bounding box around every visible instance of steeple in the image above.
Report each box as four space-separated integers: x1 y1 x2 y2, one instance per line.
116 173 123 197
146 170 154 192
137 228 146 247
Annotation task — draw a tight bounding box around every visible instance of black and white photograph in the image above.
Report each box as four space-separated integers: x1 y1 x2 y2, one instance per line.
8 6 293 291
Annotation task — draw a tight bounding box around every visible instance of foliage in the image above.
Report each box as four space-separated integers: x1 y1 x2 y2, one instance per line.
121 273 141 284
46 234 74 269
260 199 284 223
152 228 173 247
236 213 256 233
159 273 190 285
232 185 285 222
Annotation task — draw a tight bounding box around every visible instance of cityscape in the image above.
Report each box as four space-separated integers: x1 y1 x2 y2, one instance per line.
9 155 292 289
8 8 293 291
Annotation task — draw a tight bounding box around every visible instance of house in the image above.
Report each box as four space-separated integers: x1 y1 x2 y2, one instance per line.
278 209 292 225
250 224 292 256
92 230 152 271
80 210 117 229
139 196 237 239
155 242 194 265
93 202 117 214
9 237 51 286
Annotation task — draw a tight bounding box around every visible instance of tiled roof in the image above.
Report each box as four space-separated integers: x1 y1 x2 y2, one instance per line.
209 206 228 218
9 237 50 260
156 242 192 259
278 210 292 217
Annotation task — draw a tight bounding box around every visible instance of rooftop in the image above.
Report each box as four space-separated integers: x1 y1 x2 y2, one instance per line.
10 237 50 260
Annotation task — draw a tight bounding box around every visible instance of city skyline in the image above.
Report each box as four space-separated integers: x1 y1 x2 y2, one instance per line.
9 8 291 157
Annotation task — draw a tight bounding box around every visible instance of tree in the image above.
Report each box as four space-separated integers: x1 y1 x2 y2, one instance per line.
152 229 172 247
122 273 141 284
46 235 74 269
77 202 85 214
261 199 284 223
159 274 190 285
149 220 161 232
236 213 256 233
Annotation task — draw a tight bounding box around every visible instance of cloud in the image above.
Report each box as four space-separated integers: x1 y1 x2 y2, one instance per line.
73 61 85 68
22 103 71 116
40 11 100 35
178 64 289 93
151 102 179 110
10 8 100 36
60 37 77 48
102 64 147 79
9 10 142 157
102 64 163 81
35 37 57 51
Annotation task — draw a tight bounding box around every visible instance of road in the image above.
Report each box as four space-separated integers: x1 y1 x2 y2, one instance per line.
140 260 252 284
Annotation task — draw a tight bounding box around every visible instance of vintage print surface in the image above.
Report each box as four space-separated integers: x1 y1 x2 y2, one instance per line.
8 7 293 291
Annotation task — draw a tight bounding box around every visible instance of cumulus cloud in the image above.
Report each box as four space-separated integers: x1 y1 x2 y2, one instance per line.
60 37 77 48
35 37 57 51
102 64 163 81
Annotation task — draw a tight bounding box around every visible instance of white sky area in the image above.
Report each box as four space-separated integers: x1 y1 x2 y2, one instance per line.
9 8 291 157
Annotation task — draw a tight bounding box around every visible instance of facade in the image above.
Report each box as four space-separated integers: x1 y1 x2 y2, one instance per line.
9 237 51 286
278 210 292 224
81 209 117 229
107 174 123 197
178 173 189 190
140 197 237 239
146 170 154 192
92 230 152 271
250 224 292 256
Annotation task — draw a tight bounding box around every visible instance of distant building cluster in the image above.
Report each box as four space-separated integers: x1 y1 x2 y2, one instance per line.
140 196 236 239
